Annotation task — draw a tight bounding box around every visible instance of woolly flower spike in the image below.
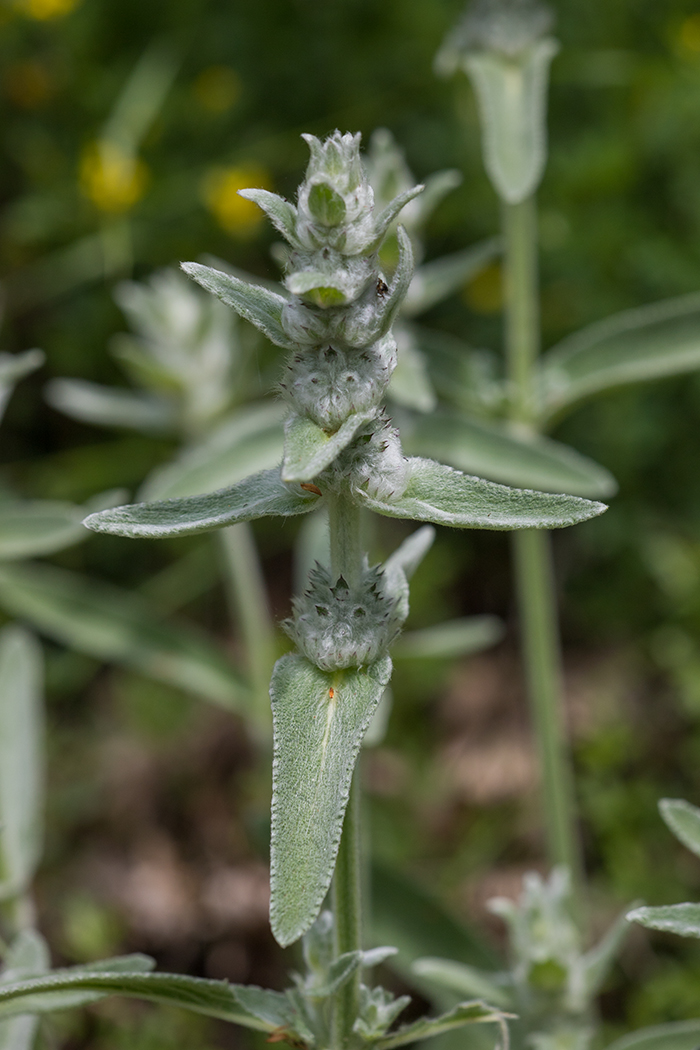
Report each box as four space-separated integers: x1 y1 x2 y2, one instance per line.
284 562 406 671
321 414 411 503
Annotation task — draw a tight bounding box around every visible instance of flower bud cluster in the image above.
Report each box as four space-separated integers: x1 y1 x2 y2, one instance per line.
284 562 406 672
319 415 411 503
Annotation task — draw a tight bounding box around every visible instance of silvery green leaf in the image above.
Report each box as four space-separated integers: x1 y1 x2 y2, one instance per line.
0 351 44 389
384 525 435 580
371 186 425 249
389 328 437 412
410 169 462 229
403 412 617 498
1 953 155 1016
282 411 376 483
0 931 49 1050
306 951 364 998
374 1000 508 1050
141 403 285 500
363 687 392 748
540 292 700 420
355 457 606 530
0 627 43 900
411 959 512 1009
181 262 295 350
84 468 320 539
627 903 700 939
465 38 559 203
0 500 87 561
604 1019 700 1050
0 969 276 1031
402 238 501 318
45 378 176 435
0 562 249 712
227 984 300 1030
269 653 392 947
659 798 700 858
583 907 632 995
393 616 504 660
362 946 398 968
237 189 300 245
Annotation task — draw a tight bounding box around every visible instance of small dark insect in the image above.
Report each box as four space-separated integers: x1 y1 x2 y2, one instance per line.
376 278 389 298
300 482 322 495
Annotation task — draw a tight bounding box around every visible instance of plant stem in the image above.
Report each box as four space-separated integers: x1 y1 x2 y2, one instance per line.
328 490 364 1048
504 196 583 889
332 768 362 1049
219 522 276 735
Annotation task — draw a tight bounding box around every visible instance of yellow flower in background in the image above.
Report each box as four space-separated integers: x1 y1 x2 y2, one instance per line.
464 262 503 314
202 164 271 236
5 60 54 109
14 0 79 19
679 14 700 53
193 66 241 114
80 141 148 213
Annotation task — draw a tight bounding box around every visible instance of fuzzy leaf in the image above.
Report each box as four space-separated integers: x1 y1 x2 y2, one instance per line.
403 238 501 318
237 189 299 244
604 1019 700 1050
411 958 511 1009
403 412 617 498
540 292 700 420
384 525 435 580
371 186 425 248
0 932 49 1050
659 798 700 859
627 903 700 939
0 562 249 712
227 984 299 1030
84 468 320 539
374 1000 507 1050
0 627 43 900
393 616 504 660
465 39 558 203
355 457 606 530
181 262 295 350
0 970 277 1031
0 953 155 1017
45 379 176 434
282 411 375 483
307 951 364 998
141 403 285 500
270 653 392 947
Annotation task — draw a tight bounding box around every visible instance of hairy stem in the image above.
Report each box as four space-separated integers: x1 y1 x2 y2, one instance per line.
504 196 583 890
332 768 362 1049
328 493 363 586
219 522 275 735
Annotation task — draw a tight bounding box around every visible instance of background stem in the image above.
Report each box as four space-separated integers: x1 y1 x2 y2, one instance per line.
332 768 362 1049
219 522 276 736
504 196 584 890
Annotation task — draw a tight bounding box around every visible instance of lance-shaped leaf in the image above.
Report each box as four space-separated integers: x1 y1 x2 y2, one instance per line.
0 969 283 1031
181 262 295 350
403 411 617 498
45 378 176 435
84 468 320 539
237 189 300 246
370 186 425 250
605 1019 700 1050
0 499 87 560
270 654 392 947
355 457 606 530
0 952 155 1017
374 1000 507 1050
393 616 504 661
402 238 501 318
141 403 285 500
659 798 700 858
0 929 49 1050
0 562 248 712
411 958 511 1009
282 411 375 483
0 627 43 900
540 292 700 420
627 903 700 939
